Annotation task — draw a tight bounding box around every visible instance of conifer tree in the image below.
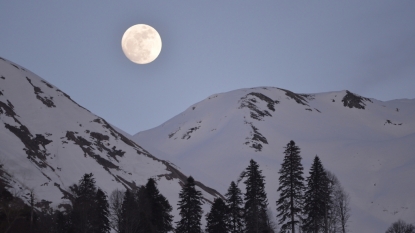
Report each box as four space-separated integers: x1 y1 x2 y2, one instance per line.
206 198 229 233
135 186 153 233
70 173 98 233
276 140 305 233
144 178 173 233
94 188 110 233
117 179 173 233
302 156 330 233
137 210 152 233
241 159 270 233
176 176 203 233
120 189 139 233
225 181 244 233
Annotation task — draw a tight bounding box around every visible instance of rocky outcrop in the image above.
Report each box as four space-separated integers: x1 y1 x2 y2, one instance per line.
342 90 372 109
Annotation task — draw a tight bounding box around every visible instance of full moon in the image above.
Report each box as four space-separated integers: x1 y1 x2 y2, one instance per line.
121 24 162 64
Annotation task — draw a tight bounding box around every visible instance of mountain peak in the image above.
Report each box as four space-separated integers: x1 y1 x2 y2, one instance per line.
0 57 222 226
134 86 415 233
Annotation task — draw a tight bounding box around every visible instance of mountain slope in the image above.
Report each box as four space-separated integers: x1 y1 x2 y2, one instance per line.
0 56 222 225
134 87 415 232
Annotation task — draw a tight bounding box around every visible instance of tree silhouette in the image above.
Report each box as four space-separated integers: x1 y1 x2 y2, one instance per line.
176 176 203 233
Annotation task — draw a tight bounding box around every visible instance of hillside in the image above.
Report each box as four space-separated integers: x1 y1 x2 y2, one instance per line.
134 86 415 232
0 56 222 226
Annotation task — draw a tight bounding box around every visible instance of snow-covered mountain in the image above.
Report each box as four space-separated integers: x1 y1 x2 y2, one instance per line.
2 55 414 232
134 86 415 232
0 57 223 225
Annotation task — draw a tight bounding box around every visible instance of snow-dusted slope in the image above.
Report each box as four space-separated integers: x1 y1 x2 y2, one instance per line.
134 87 415 232
0 57 222 225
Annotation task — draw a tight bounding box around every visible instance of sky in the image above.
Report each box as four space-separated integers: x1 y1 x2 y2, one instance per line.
1 1 414 134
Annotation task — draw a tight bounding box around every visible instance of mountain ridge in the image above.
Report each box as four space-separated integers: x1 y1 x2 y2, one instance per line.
134 86 415 233
0 56 222 227
2 55 414 232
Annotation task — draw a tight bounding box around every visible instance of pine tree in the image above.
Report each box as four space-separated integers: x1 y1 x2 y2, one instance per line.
135 186 153 233
137 210 152 233
206 198 229 233
242 159 270 233
175 176 203 233
120 189 139 233
276 140 305 233
70 173 98 233
302 156 330 233
144 178 173 233
225 181 244 233
117 179 173 233
94 188 110 233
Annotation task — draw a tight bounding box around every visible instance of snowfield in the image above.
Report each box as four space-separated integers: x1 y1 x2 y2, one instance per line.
0 57 221 228
134 87 415 233
1 56 414 232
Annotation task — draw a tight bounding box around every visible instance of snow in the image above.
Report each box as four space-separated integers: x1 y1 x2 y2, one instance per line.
0 57 218 229
2 56 414 232
134 87 415 233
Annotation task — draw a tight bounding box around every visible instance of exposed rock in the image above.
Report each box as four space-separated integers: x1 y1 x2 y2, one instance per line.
41 80 53 88
0 56 225 222
26 77 56 108
244 122 268 152
6 100 14 110
11 63 20 70
92 118 102 123
26 77 43 94
0 100 21 123
248 92 279 111
89 131 125 161
341 90 372 109
168 127 180 139
37 96 55 108
158 161 224 203
100 118 138 149
182 126 200 139
239 92 279 121
90 132 109 141
115 175 139 191
4 124 52 168
384 120 402 126
277 88 312 106
65 131 119 170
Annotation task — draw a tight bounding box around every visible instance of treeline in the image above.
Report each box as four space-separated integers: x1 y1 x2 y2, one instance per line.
2 140 406 232
202 140 351 233
275 141 350 233
0 173 173 233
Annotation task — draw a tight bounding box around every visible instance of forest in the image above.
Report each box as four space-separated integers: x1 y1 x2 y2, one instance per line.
1 140 412 233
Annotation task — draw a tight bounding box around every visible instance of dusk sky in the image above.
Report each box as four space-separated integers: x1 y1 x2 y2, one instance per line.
1 1 414 134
